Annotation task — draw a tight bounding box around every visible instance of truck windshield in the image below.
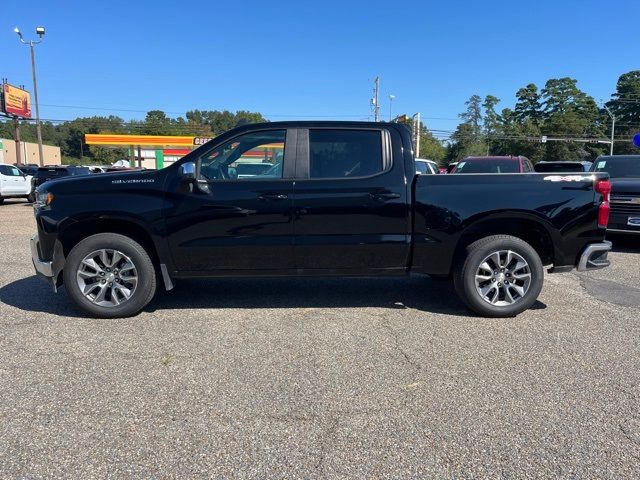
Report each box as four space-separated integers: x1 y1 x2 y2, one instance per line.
592 156 640 178
455 160 519 173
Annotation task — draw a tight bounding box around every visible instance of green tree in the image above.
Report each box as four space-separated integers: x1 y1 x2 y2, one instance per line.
186 110 267 135
541 78 597 118
57 116 125 162
419 128 445 163
492 108 545 162
142 110 173 135
606 70 640 154
447 122 487 161
448 94 486 160
483 95 500 154
514 84 542 123
459 94 483 136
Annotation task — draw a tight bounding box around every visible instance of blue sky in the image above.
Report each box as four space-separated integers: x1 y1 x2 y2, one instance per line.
1 0 637 135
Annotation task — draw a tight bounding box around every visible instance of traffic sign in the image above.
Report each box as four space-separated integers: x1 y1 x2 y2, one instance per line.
633 132 640 148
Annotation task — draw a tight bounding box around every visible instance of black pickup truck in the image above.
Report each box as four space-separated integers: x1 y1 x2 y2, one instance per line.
31 121 612 318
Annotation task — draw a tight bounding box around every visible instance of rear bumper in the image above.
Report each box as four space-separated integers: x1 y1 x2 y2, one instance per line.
576 241 612 271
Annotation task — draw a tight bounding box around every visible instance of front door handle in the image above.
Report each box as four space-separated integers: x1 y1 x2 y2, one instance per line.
258 193 288 201
370 192 401 201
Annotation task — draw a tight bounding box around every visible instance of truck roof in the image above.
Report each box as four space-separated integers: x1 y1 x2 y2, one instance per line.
463 155 528 161
227 120 404 131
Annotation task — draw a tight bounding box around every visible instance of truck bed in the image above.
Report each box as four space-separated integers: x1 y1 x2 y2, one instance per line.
411 172 608 275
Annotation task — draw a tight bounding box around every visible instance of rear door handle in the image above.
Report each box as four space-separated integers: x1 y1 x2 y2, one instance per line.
370 192 401 201
258 193 288 201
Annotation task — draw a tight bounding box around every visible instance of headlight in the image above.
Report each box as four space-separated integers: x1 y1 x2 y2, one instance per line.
34 191 54 209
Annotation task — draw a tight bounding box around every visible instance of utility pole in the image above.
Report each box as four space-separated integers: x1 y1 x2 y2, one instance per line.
370 76 380 122
603 104 616 156
13 116 22 165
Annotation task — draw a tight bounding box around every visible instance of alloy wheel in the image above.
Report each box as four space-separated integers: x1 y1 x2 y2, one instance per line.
474 250 531 306
76 249 138 307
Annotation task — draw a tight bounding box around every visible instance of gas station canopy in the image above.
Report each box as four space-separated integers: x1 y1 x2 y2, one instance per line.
84 134 211 147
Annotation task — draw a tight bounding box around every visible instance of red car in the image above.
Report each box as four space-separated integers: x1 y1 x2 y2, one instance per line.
452 156 534 174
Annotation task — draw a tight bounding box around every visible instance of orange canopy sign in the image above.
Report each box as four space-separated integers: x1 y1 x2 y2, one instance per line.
85 134 196 146
2 84 32 118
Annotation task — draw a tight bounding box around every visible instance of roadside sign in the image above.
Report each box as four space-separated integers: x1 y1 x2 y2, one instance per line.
633 132 640 149
541 135 547 143
1 84 32 118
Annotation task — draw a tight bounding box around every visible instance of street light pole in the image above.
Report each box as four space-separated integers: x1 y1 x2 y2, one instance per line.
389 95 395 121
14 26 45 166
603 104 615 156
411 112 421 157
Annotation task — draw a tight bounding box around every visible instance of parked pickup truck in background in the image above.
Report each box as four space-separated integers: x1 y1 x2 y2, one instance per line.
32 166 91 190
591 155 640 235
30 121 612 318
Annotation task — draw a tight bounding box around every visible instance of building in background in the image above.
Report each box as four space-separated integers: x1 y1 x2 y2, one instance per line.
0 138 61 165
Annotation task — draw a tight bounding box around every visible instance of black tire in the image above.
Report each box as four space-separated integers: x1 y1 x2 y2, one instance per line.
453 235 544 318
0 197 4 205
26 193 35 203
63 233 156 318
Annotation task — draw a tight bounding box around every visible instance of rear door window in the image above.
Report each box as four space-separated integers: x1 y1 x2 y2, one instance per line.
309 129 383 179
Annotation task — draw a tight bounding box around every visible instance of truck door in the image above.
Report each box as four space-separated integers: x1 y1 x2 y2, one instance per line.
164 129 296 274
292 127 411 273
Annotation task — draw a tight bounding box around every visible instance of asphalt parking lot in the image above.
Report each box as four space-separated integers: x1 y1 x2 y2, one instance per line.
1 199 639 479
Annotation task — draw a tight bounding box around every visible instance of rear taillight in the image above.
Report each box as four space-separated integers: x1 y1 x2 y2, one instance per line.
595 179 611 228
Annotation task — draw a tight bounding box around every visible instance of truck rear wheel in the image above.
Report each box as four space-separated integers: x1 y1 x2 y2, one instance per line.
63 233 156 318
453 235 543 317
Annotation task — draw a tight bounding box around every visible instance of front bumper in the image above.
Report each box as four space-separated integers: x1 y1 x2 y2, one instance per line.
30 234 62 292
576 241 612 271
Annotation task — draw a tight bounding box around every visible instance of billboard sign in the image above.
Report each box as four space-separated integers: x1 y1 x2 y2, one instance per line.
1 84 32 118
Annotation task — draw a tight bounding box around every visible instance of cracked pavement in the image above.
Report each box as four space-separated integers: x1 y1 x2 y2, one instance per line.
1 200 639 478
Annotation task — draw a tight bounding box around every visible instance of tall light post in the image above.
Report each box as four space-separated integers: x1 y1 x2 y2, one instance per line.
411 112 421 157
14 26 45 166
603 104 615 156
389 95 395 121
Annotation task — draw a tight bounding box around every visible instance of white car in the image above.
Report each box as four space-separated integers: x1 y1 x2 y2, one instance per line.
0 163 34 204
415 158 439 175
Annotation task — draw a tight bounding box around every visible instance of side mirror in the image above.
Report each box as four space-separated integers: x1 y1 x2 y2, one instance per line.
179 162 196 181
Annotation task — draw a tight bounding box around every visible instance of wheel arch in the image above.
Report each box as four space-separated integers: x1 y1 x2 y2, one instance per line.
57 218 172 291
454 212 558 268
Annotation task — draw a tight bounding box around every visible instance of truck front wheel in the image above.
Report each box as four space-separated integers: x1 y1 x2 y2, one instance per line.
63 233 157 318
453 235 544 317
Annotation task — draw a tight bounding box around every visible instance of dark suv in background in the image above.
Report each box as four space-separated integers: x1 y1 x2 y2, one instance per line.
16 164 40 176
32 166 91 189
452 156 534 174
534 161 592 173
